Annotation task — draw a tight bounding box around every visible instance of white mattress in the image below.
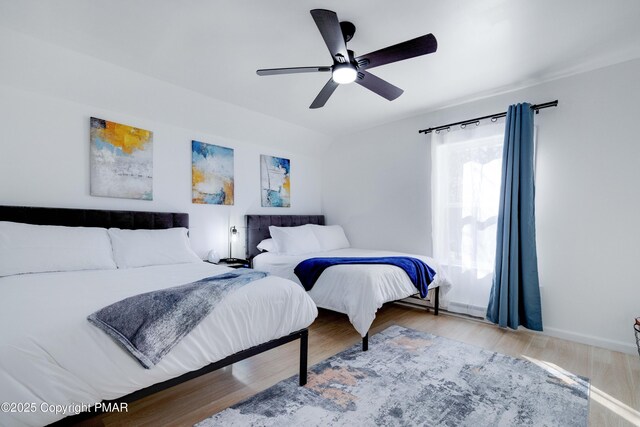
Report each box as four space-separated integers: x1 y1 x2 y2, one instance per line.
253 248 451 337
0 262 317 427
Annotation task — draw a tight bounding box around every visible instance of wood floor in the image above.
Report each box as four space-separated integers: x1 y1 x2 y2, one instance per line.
80 304 640 427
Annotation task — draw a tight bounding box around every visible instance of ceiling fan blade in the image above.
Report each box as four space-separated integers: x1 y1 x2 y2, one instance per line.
257 66 331 76
355 71 403 101
356 34 437 70
310 79 339 109
310 9 349 63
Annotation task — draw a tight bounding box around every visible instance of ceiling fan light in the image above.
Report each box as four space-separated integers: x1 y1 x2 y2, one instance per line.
332 64 357 84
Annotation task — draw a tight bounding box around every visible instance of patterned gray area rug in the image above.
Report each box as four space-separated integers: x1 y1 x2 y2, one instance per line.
197 325 589 426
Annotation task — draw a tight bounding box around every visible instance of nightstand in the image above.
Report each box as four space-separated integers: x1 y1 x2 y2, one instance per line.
206 258 250 269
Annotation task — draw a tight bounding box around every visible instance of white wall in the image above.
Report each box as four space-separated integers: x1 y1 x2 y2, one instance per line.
0 27 327 259
323 58 640 354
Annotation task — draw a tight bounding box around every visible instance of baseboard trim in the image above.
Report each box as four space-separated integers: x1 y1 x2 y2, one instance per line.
542 327 637 356
396 300 638 355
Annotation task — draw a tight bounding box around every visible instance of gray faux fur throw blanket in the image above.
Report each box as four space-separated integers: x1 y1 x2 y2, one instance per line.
88 269 268 368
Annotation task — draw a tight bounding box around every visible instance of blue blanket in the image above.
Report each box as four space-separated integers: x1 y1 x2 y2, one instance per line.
294 257 436 298
88 269 267 369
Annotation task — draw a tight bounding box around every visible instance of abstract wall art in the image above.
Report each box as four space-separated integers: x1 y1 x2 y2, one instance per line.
90 117 153 200
192 141 234 205
260 155 290 207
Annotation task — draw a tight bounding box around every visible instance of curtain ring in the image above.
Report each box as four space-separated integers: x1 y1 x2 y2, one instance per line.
460 124 466 129
435 129 440 134
491 117 498 122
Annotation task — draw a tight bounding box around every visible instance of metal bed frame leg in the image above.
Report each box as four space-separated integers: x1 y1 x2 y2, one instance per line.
299 329 308 386
434 287 440 316
362 333 369 351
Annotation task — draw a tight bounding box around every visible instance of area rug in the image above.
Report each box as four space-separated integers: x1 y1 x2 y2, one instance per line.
196 325 589 426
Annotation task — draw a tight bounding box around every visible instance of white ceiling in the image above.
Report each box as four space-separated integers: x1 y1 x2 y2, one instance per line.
1 0 640 137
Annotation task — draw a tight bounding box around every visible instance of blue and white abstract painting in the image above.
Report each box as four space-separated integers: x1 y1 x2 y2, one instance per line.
261 155 290 207
192 141 234 205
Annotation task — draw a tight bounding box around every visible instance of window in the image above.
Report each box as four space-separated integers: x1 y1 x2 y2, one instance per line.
431 121 505 317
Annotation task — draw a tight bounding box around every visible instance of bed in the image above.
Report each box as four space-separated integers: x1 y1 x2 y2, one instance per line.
0 206 317 427
246 215 451 350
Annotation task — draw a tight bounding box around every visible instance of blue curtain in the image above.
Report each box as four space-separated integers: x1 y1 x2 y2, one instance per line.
486 103 543 331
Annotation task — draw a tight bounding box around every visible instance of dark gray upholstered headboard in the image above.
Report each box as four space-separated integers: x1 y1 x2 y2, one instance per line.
246 215 325 259
0 205 189 230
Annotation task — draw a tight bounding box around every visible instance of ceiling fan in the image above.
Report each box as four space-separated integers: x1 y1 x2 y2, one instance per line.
256 9 437 109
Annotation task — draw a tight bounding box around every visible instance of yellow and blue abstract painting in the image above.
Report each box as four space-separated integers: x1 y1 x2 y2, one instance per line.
192 141 234 205
90 117 153 200
261 155 290 207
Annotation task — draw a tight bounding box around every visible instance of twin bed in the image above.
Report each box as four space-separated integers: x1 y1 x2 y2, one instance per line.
246 215 450 350
0 207 448 427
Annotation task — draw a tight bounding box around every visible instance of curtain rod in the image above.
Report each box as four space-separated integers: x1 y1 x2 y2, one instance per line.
418 100 558 134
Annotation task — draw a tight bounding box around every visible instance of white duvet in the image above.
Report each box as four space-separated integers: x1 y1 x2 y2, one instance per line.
0 263 317 427
252 248 451 337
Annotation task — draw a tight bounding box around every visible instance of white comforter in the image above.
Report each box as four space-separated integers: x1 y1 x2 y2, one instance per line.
252 248 451 337
0 262 317 427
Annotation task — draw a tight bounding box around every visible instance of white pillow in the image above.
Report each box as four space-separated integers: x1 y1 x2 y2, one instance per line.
108 228 201 269
0 221 116 277
257 238 277 253
310 224 351 251
268 225 322 255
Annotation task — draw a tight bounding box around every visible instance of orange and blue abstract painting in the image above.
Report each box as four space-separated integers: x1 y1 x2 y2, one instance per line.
90 117 153 200
192 141 234 205
261 155 290 207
